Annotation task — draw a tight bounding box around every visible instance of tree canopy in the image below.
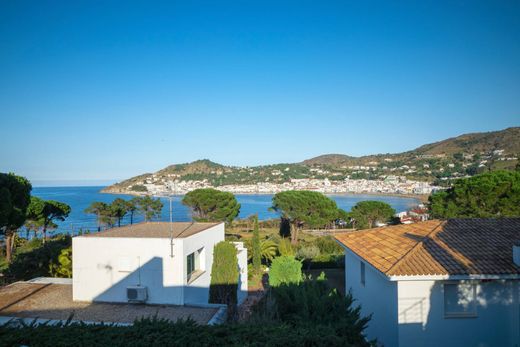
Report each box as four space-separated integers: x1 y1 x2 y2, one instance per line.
429 170 520 218
26 197 70 241
348 200 396 229
133 196 163 222
182 188 240 224
271 190 341 244
0 173 32 262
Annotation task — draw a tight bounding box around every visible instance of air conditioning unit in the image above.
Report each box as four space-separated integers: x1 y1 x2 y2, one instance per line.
127 286 147 303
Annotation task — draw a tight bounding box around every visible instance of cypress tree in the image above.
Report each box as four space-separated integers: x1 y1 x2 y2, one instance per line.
209 241 238 319
252 214 262 273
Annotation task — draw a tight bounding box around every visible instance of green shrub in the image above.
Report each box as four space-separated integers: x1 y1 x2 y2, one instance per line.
209 241 238 319
252 215 261 273
6 235 71 281
268 256 302 287
314 236 343 254
0 316 370 346
277 238 295 256
252 275 372 346
49 247 72 278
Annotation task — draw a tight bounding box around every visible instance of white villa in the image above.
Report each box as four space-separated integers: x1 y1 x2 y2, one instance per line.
73 222 248 306
335 219 520 347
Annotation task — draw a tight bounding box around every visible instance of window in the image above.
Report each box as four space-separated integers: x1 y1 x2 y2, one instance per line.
186 253 195 278
186 248 205 282
443 282 477 318
360 261 366 286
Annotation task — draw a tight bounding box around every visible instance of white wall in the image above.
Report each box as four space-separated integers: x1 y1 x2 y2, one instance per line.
73 237 185 305
234 242 248 305
398 279 520 347
73 223 226 306
182 224 225 305
344 248 399 347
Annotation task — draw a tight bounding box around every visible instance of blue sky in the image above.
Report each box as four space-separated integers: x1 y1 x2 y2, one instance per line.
1 1 519 184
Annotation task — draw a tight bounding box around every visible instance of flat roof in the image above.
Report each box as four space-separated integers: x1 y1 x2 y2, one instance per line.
0 282 217 324
78 222 221 239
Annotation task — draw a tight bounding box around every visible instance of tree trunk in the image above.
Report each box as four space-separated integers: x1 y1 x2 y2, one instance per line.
118 218 121 228
5 233 13 263
290 223 299 245
130 212 134 225
42 226 47 244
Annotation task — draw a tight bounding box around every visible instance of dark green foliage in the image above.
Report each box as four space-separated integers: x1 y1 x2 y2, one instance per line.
49 246 72 278
26 197 71 240
314 235 343 254
252 215 262 272
0 172 32 262
209 241 238 314
133 196 163 221
130 184 147 192
6 235 71 281
253 275 371 347
0 315 369 347
271 191 341 244
429 170 520 218
84 201 112 229
268 256 302 287
348 200 396 229
182 188 240 224
110 198 128 227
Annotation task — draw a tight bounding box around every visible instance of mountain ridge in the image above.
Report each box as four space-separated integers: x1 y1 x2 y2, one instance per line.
103 127 519 193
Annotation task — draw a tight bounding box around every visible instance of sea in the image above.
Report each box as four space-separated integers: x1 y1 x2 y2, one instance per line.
31 186 420 235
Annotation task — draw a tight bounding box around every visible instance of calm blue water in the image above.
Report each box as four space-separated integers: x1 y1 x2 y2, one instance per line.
31 186 419 234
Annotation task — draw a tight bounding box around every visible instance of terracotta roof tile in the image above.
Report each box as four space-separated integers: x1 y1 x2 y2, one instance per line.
335 219 520 277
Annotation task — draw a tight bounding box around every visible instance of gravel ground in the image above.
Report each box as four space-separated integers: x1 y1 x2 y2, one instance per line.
0 282 217 324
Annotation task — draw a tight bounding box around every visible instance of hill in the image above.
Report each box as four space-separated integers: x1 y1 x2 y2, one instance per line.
103 127 519 194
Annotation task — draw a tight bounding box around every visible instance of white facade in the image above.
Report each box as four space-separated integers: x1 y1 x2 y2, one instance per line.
73 223 248 306
343 248 520 347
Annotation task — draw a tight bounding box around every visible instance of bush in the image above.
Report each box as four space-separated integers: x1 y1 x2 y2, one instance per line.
313 236 343 254
0 316 370 346
5 235 71 281
277 238 295 257
253 275 372 346
49 247 72 278
268 256 302 287
295 245 320 262
209 241 238 319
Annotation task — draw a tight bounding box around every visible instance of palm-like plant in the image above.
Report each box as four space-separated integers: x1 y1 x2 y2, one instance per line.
247 238 278 263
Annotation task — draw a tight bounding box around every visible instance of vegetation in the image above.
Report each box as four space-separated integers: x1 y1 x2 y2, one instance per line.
0 314 370 346
25 196 71 242
110 198 129 227
271 191 343 244
133 196 163 222
0 172 32 263
85 201 112 230
429 170 520 218
268 255 302 287
182 188 240 224
130 184 147 192
348 200 396 229
251 215 262 273
5 235 71 281
209 241 239 319
49 246 72 278
253 274 371 346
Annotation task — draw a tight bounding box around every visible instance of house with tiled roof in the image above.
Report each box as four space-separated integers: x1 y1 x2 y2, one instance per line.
335 219 520 347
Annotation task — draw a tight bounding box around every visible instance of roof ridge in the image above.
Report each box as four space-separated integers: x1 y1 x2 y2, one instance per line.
385 220 445 275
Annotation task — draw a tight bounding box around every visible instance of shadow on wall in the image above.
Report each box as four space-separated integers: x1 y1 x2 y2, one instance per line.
90 256 246 307
399 219 520 347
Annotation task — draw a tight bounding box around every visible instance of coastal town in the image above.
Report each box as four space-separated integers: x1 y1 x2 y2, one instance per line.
136 176 439 196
